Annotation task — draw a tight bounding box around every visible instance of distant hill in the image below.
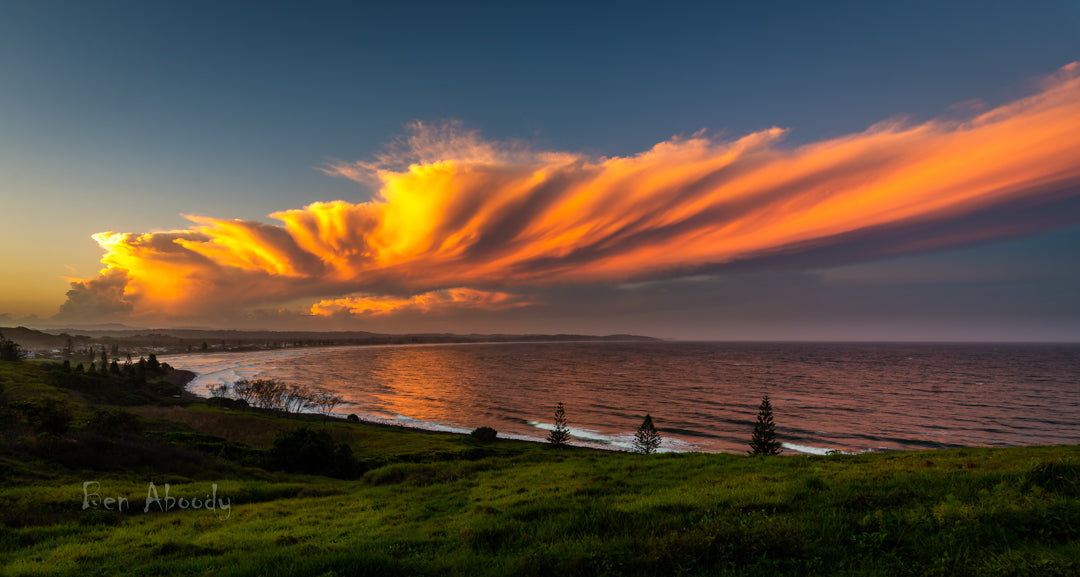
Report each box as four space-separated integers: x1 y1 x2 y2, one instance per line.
0 326 93 350
2 325 661 357
32 327 660 343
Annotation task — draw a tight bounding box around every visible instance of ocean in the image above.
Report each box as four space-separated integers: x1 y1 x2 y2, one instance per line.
167 341 1080 454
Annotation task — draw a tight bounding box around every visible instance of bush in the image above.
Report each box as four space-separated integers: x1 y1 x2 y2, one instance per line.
346 414 360 423
0 332 24 362
267 427 362 479
1027 460 1080 496
10 399 73 435
87 408 142 436
470 426 498 442
206 396 249 410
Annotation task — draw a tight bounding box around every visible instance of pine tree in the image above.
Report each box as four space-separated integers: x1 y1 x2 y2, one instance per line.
547 402 571 447
633 414 662 454
749 395 782 456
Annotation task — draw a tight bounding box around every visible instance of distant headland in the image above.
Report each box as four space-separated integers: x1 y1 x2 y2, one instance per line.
0 325 661 359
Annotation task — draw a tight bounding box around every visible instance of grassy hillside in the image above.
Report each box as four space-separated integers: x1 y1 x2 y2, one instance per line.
0 360 1077 576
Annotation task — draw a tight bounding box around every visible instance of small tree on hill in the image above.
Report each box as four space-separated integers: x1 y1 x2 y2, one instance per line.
0 332 24 361
749 395 782 456
633 414 662 454
547 402 571 447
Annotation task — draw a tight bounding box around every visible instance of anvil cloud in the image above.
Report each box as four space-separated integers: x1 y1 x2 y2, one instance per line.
60 64 1080 323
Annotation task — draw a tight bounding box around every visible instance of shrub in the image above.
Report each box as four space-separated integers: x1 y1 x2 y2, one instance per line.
346 414 360 423
633 414 661 454
470 426 498 442
267 427 361 479
10 399 73 435
87 408 142 436
1026 460 1080 496
0 332 24 361
206 396 249 410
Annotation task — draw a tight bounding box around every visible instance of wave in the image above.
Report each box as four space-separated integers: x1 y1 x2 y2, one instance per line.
781 443 854 456
527 420 699 452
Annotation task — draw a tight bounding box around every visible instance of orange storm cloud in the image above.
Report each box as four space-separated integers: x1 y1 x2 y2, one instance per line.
310 288 532 317
60 63 1080 321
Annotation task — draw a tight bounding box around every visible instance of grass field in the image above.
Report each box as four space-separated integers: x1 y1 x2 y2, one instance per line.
1 360 1077 576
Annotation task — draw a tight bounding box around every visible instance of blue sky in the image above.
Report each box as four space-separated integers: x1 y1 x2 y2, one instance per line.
2 1 1079 340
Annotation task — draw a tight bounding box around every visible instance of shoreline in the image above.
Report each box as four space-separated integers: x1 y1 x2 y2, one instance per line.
166 366 878 456
155 368 1074 458
162 344 1080 455
165 345 669 453
166 365 590 447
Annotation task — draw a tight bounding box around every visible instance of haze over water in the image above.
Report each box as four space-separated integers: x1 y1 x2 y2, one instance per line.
170 342 1080 454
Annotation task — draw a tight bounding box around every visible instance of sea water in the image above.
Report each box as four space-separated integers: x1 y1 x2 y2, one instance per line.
167 341 1080 454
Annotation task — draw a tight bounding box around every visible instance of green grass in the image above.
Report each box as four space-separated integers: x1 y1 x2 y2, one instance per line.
1 360 1077 576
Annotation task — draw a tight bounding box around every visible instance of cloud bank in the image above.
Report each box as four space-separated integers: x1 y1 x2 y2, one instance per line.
310 288 533 317
60 64 1080 323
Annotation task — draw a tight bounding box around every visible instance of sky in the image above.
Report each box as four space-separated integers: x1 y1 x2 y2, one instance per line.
1 1 1079 341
